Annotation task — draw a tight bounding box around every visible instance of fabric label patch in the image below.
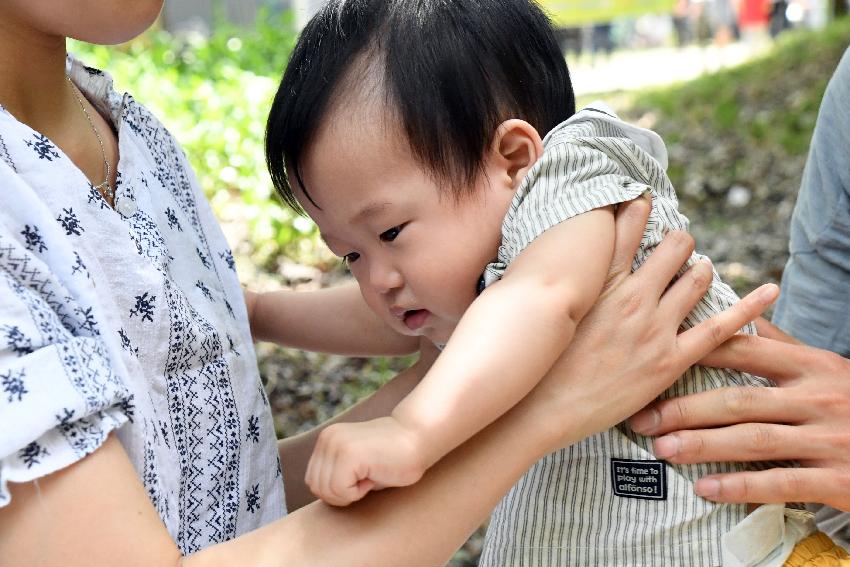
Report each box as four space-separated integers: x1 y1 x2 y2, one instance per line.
611 459 667 500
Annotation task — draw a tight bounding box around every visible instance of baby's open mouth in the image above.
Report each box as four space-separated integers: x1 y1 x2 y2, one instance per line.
402 309 430 331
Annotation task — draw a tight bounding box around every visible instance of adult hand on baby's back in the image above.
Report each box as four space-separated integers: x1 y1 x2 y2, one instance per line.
629 318 850 512
523 197 779 449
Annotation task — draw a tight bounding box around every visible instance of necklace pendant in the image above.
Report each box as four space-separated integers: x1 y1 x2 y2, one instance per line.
94 180 114 201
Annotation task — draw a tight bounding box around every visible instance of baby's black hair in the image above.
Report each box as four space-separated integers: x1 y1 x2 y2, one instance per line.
265 0 575 211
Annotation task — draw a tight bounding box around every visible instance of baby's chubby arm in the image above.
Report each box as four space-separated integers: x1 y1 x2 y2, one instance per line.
306 207 615 505
393 206 616 464
245 280 419 356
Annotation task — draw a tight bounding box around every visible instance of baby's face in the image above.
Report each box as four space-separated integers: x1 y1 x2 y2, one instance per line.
297 110 514 344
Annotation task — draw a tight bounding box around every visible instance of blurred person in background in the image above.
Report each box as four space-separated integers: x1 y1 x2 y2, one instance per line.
674 0 696 46
555 26 584 59
706 0 740 45
769 0 792 36
591 22 616 63
738 0 771 43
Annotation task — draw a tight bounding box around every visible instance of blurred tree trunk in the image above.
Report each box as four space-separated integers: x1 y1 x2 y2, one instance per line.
162 0 212 33
227 0 262 26
836 0 848 17
161 0 271 33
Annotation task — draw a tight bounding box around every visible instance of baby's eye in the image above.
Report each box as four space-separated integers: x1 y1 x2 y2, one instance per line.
343 252 361 264
379 224 405 242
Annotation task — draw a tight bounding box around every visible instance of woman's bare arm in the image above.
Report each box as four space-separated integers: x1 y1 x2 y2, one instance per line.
0 435 183 567
246 281 419 357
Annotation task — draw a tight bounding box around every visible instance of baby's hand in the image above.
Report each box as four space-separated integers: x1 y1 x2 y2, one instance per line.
305 416 428 506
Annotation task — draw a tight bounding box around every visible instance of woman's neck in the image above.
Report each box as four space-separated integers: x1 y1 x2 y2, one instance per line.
0 11 74 133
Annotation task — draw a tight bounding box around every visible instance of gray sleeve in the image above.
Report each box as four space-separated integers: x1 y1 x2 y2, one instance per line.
773 46 850 356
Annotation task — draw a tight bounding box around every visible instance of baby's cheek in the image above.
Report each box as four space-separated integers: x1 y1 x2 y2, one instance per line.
424 323 455 347
359 286 388 317
451 286 478 316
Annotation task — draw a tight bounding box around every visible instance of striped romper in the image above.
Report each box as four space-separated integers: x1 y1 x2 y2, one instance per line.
478 105 774 566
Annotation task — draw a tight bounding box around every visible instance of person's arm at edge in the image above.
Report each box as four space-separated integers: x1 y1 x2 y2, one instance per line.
245 281 419 357
628 318 850 512
0 198 779 566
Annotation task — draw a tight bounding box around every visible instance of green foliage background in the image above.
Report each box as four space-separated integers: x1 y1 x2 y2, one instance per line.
70 10 320 270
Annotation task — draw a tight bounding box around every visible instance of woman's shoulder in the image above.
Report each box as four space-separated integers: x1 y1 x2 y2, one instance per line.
67 56 185 165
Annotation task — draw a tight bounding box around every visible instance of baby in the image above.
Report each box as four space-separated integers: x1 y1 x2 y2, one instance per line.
259 0 792 564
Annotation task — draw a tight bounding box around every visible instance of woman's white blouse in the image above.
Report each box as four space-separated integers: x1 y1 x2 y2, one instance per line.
0 58 285 553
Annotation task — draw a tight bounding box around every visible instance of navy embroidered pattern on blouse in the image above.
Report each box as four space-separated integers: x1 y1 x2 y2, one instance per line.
0 57 285 554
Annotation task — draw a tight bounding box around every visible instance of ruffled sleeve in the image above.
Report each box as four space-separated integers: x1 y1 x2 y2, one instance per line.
0 216 131 506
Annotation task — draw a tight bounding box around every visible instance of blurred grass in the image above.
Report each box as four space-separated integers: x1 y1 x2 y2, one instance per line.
630 18 850 165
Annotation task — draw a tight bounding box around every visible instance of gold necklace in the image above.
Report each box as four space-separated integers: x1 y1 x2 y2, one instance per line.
67 77 114 202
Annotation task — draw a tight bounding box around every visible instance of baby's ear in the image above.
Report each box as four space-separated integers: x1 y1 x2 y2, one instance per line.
489 119 543 190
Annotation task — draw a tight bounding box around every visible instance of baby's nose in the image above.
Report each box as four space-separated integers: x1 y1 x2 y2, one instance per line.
369 261 404 294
